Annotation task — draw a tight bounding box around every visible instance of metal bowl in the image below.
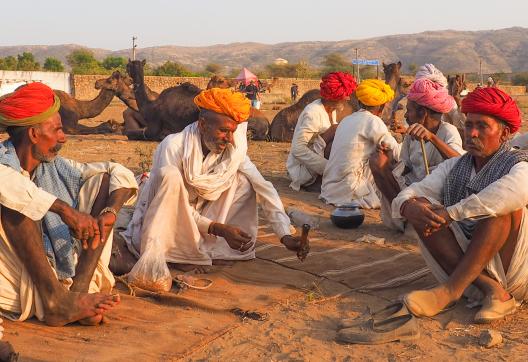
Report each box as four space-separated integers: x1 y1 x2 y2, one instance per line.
330 202 365 229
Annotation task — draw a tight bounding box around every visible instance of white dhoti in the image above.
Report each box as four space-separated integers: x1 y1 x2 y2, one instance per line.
125 165 257 264
419 208 528 302
0 174 115 321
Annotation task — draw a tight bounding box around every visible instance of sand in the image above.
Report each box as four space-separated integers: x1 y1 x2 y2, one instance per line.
2 103 528 361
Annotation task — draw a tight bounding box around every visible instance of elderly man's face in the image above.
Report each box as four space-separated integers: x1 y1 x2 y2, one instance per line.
198 111 239 154
31 113 66 162
464 113 510 158
405 100 424 126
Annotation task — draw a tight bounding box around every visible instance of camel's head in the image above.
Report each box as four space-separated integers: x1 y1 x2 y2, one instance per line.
382 61 402 82
126 59 146 84
447 74 467 107
95 71 135 99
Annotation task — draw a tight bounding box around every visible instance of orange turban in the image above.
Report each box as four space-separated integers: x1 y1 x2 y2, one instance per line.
193 88 251 123
0 82 60 127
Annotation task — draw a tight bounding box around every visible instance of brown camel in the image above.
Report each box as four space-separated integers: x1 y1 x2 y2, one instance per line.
268 89 358 142
381 61 411 127
446 74 467 132
126 59 202 141
54 71 132 134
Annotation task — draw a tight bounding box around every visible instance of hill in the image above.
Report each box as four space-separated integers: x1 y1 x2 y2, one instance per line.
1 27 528 73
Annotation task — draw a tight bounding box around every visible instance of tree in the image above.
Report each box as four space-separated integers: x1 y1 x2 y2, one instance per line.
0 56 18 70
321 53 354 74
512 72 528 86
101 56 127 71
67 49 103 74
17 52 40 71
43 57 65 72
153 61 194 77
205 63 223 74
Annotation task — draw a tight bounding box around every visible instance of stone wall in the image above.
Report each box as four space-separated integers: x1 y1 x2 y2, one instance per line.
71 74 322 101
71 74 527 101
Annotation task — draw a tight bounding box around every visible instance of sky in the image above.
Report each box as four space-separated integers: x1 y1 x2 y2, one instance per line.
1 0 527 50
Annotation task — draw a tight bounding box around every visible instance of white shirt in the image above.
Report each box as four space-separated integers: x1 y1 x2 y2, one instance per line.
400 121 464 185
320 109 400 207
287 99 336 190
392 155 528 222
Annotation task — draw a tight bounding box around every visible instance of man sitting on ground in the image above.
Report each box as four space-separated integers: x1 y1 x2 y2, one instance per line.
0 83 137 326
287 72 356 192
393 87 528 323
370 78 464 231
320 79 397 208
123 88 305 272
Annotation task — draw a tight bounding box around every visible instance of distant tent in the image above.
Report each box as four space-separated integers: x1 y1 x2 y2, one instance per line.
235 67 258 85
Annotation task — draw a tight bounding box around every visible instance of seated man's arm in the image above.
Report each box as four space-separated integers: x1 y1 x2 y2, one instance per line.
290 113 327 175
407 123 462 159
447 162 528 221
392 157 458 219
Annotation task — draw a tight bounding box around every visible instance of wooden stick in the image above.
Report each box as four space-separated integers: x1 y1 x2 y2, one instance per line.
297 224 310 262
420 139 430 175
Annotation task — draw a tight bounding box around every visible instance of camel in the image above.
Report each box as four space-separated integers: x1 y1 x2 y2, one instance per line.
446 74 468 131
269 89 321 142
268 88 359 142
126 59 202 141
381 61 411 127
55 71 132 134
121 84 160 139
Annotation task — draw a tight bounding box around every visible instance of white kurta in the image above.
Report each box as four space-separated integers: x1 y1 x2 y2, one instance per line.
392 156 528 301
0 161 137 321
399 121 464 185
287 99 337 190
380 121 464 232
123 122 292 265
320 109 400 209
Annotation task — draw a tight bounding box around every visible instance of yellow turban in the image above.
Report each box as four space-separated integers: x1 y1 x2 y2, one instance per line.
355 79 395 107
193 88 251 123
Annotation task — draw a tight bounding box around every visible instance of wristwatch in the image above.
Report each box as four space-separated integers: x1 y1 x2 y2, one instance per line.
99 207 118 218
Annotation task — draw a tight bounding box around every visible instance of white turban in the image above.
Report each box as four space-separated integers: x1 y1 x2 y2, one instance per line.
415 64 448 88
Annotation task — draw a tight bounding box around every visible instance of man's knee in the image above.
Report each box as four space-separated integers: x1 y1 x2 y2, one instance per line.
237 173 253 193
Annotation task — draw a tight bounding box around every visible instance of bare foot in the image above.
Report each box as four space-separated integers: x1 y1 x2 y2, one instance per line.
44 292 120 327
171 263 210 274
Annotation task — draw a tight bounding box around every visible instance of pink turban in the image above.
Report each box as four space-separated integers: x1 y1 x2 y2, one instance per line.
461 87 522 133
407 78 454 114
320 72 357 101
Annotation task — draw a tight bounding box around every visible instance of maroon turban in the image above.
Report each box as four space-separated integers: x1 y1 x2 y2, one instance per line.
320 72 357 101
461 87 522 133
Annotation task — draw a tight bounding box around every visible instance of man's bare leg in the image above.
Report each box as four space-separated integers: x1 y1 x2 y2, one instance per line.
1 207 118 326
71 173 110 293
407 208 521 315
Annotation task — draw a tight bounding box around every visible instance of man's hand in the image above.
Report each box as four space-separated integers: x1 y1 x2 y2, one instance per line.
372 142 394 169
60 207 100 250
210 223 253 252
406 123 433 142
401 198 449 237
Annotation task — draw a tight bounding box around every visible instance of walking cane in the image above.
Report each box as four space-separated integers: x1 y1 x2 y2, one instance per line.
420 139 430 175
297 224 311 262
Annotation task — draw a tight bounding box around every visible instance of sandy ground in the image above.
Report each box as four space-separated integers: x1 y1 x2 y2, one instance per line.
2 103 528 361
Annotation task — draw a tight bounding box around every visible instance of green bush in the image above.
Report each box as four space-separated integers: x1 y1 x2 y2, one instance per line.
43 57 65 72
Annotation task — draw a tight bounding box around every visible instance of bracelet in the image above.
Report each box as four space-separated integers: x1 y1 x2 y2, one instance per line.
99 207 118 218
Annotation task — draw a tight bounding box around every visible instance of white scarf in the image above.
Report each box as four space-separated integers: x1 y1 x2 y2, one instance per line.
182 122 247 201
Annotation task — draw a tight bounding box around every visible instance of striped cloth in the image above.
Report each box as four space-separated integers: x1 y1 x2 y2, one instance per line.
0 140 83 279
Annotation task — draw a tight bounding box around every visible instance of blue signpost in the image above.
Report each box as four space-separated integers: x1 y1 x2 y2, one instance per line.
351 59 381 80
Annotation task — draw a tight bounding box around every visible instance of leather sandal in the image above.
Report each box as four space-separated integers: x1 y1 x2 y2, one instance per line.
474 295 516 324
339 301 409 329
337 314 420 345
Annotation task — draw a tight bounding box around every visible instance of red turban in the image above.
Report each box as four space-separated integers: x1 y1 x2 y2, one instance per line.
320 72 357 101
0 82 60 127
461 87 522 133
